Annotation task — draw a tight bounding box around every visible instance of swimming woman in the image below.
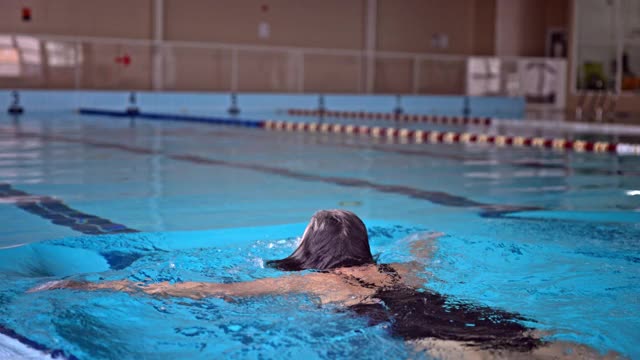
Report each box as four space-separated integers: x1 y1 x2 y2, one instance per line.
31 210 617 359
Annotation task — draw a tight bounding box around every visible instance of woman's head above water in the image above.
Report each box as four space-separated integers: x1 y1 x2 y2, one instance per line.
266 210 374 271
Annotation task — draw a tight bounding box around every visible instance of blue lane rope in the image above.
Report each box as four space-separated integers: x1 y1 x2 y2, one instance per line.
78 108 640 155
78 108 263 128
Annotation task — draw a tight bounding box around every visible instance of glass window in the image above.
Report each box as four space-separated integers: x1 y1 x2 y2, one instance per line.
0 35 20 77
16 35 41 65
621 0 640 92
574 0 619 91
574 0 640 93
46 41 81 67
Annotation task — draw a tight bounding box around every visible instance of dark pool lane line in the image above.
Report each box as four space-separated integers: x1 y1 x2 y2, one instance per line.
170 153 541 217
169 153 486 208
3 129 538 217
0 183 145 360
214 130 640 177
0 183 138 236
150 124 640 177
0 324 78 360
0 183 144 270
0 184 140 360
328 141 640 177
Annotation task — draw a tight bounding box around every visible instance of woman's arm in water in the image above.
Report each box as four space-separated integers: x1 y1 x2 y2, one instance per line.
389 231 444 287
139 274 327 299
408 231 443 260
28 272 346 301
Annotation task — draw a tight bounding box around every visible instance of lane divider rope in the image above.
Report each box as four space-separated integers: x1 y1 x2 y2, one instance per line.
288 108 640 138
287 108 493 126
263 119 640 155
77 108 640 156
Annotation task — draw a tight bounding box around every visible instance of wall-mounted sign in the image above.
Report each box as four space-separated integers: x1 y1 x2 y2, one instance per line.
466 57 567 109
258 22 270 39
22 7 32 22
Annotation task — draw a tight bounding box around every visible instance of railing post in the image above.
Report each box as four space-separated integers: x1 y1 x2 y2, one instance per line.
152 0 164 91
357 55 364 93
74 40 82 90
595 91 606 122
614 0 622 95
575 91 585 121
412 56 420 94
231 48 238 92
298 51 304 93
365 0 377 93
605 91 617 120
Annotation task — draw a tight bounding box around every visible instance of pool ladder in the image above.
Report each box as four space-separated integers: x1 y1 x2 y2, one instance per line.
575 91 617 122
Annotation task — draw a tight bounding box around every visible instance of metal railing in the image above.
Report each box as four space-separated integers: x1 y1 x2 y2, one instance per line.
575 90 618 122
0 33 566 104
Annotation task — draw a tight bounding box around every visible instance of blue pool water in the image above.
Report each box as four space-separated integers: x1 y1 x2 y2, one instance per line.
0 111 639 359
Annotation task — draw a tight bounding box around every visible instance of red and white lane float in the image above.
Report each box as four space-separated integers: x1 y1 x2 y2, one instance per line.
286 108 492 126
263 120 640 156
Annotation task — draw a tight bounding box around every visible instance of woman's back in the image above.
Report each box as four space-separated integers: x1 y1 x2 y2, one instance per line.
314 264 541 352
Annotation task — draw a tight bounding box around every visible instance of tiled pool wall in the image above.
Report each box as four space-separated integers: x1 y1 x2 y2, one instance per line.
1 90 525 119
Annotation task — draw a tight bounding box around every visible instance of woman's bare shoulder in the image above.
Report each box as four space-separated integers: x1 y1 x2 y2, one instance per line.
388 262 429 288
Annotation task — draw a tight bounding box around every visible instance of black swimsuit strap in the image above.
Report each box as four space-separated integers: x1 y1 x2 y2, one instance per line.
377 264 401 280
334 264 402 290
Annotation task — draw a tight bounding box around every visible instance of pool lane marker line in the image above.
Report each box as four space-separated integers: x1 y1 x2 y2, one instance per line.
330 141 640 177
0 184 147 359
0 185 140 360
4 127 540 218
77 108 640 156
0 184 144 266
286 108 493 126
0 183 138 235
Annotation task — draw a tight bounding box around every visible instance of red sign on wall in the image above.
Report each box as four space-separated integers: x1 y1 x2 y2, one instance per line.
114 54 132 66
22 7 32 22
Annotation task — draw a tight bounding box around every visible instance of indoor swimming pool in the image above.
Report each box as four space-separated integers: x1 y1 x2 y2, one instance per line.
1 108 639 359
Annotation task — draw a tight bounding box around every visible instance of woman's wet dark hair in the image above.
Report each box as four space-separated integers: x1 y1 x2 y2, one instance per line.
266 210 375 271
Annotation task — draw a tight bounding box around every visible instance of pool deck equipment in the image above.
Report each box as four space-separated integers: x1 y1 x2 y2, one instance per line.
393 95 404 116
126 92 140 116
462 96 471 118
228 93 240 115
7 91 24 115
317 94 326 115
78 108 640 156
